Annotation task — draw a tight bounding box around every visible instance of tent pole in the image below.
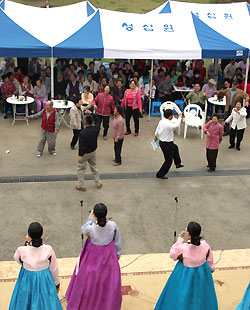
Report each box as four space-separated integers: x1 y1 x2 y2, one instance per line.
50 48 54 99
214 59 218 83
147 59 154 121
243 57 249 107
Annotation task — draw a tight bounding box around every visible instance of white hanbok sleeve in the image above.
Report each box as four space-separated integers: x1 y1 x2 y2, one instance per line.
14 247 23 265
114 224 122 256
81 216 95 235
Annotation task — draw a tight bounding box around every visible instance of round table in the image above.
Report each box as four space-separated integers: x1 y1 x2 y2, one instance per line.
208 96 226 115
52 100 74 128
6 96 34 126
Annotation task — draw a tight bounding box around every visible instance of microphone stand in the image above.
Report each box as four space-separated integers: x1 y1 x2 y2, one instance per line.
174 197 179 243
80 200 84 248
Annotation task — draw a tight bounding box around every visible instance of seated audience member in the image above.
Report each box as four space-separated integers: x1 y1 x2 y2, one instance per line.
106 62 116 80
144 79 157 114
69 64 77 76
123 62 134 87
97 77 107 93
96 65 108 84
186 83 207 110
202 79 217 115
33 78 47 112
54 71 67 99
208 61 222 79
158 72 174 103
54 59 63 79
223 78 231 90
19 75 33 97
109 71 119 89
117 68 126 87
190 69 204 87
77 70 85 85
83 73 98 96
81 86 93 111
135 59 146 73
112 79 126 105
237 58 248 75
7 72 19 96
1 59 14 76
236 73 244 85
13 67 24 83
177 70 190 87
169 68 178 85
66 73 83 102
28 58 41 84
133 76 144 99
193 59 206 82
63 66 70 81
73 60 81 73
156 60 166 74
224 59 237 80
46 66 51 78
87 61 98 82
41 70 51 97
140 70 151 86
81 64 88 78
1 74 16 119
164 60 178 71
154 68 165 88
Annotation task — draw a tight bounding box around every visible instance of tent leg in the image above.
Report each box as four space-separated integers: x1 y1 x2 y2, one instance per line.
243 57 249 107
214 59 218 83
147 59 154 122
50 49 54 99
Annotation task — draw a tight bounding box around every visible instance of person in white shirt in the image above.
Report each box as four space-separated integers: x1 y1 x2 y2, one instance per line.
154 109 184 179
224 101 247 151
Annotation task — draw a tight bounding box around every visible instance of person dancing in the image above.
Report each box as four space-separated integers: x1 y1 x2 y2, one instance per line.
154 109 184 179
9 222 62 310
155 222 218 310
66 203 122 310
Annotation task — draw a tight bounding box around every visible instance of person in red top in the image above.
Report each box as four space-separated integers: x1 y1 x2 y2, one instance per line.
13 67 24 83
93 85 115 140
122 80 142 136
1 74 16 119
25 101 59 157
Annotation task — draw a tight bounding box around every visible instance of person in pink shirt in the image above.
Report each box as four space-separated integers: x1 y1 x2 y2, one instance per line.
203 114 223 172
1 74 16 119
9 222 62 310
155 222 218 310
122 80 142 136
93 85 115 140
112 105 125 166
33 78 48 112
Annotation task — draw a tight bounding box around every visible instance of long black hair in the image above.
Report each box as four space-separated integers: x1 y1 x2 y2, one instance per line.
116 105 124 117
187 222 202 246
28 222 43 248
94 203 108 227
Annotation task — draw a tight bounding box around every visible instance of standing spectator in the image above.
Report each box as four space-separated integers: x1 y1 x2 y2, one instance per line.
155 222 217 310
224 101 247 151
54 71 67 99
169 68 178 85
73 60 81 73
193 59 206 82
77 70 85 86
154 68 165 88
65 204 121 309
1 59 14 76
76 114 102 191
1 74 16 119
66 73 83 102
33 78 47 112
83 73 98 96
54 59 63 79
17 58 29 76
237 58 248 75
93 85 115 140
97 77 107 93
122 80 142 137
42 0 53 8
112 105 125 166
140 70 151 86
109 71 119 89
8 222 62 310
177 70 190 87
221 59 231 73
28 58 41 84
96 65 108 84
190 69 204 87
106 62 116 80
87 61 98 82
41 70 51 97
203 114 223 172
63 66 70 82
156 60 167 74
158 73 174 103
112 79 126 106
144 79 157 114
202 79 217 115
69 100 84 150
186 83 207 111
25 101 59 157
68 64 77 76
217 80 249 135
208 61 222 79
117 68 126 86
123 62 134 88
223 59 237 80
13 67 24 83
154 109 183 179
19 75 34 113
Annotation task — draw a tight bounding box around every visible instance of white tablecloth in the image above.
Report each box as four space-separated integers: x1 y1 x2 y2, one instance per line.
208 96 226 106
52 100 74 109
7 96 34 105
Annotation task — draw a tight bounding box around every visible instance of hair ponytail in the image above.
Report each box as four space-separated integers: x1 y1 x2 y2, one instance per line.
31 238 43 248
94 203 108 228
187 222 202 247
190 235 201 246
97 217 107 227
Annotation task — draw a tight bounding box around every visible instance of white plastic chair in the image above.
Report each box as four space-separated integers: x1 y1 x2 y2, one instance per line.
160 101 182 135
183 104 205 139
187 99 208 126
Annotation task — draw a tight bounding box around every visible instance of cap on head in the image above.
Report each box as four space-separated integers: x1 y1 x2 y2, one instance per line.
208 79 216 85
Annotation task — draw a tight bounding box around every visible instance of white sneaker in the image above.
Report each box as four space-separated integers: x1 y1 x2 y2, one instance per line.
52 152 57 156
36 153 41 157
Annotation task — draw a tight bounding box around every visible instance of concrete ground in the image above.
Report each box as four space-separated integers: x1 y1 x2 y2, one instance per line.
0 112 250 260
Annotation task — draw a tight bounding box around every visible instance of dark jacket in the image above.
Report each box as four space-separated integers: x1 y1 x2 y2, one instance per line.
55 78 67 98
78 115 100 156
112 85 126 105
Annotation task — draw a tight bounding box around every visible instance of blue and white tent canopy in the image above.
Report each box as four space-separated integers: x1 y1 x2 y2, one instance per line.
0 0 96 46
0 8 50 57
54 9 248 59
147 1 250 51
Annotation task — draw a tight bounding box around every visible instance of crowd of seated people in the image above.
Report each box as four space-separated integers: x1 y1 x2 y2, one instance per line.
1 57 250 120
